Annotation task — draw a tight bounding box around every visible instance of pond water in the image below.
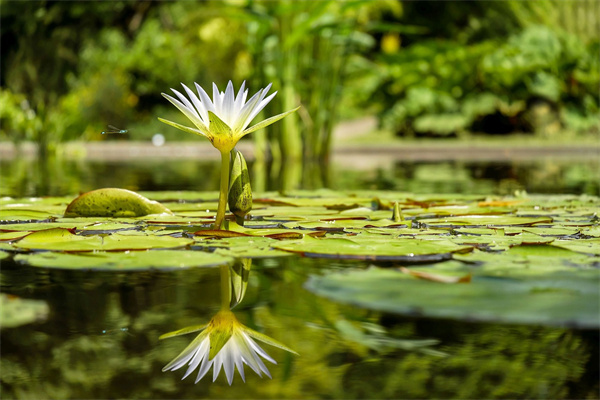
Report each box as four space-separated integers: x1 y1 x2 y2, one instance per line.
1 154 599 197
1 153 599 399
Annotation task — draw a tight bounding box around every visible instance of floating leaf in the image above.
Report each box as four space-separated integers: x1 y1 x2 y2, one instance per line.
550 239 600 255
15 250 232 270
414 215 553 229
273 235 472 261
13 228 193 252
305 267 600 327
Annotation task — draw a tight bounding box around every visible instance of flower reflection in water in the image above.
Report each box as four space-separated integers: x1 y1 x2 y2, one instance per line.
160 262 297 385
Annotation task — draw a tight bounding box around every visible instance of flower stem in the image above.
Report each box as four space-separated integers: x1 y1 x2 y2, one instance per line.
220 264 231 310
214 150 230 230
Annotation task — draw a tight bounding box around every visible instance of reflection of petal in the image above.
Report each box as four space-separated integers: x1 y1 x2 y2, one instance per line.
162 311 296 385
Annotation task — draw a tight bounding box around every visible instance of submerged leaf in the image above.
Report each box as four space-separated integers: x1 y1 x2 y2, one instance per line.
0 293 49 329
399 267 471 283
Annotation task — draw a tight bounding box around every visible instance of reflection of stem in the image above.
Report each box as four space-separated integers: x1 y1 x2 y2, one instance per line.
214 150 231 230
220 264 231 311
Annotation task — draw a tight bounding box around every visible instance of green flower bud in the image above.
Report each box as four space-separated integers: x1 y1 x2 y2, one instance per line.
228 148 252 225
392 201 404 222
229 258 252 309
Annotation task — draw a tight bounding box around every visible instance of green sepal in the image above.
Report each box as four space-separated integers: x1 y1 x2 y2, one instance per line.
209 327 234 360
208 111 233 135
158 117 208 138
242 106 300 136
244 326 299 355
159 323 208 340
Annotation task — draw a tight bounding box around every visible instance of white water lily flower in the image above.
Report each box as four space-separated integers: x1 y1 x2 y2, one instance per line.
159 81 299 153
160 310 298 385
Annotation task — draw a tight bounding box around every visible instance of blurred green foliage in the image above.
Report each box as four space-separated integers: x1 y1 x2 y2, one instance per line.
363 1 600 137
1 0 598 157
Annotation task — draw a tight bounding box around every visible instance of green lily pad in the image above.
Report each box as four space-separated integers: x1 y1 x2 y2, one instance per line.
449 233 554 250
0 293 49 328
197 236 293 258
273 235 472 261
0 231 30 242
0 250 9 260
415 215 553 229
64 188 173 218
550 239 600 255
305 267 600 328
15 250 232 270
0 209 57 221
12 228 193 252
0 221 136 232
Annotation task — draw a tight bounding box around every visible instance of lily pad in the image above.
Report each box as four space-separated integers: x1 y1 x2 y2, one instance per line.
305 267 600 328
272 235 472 261
550 239 600 255
414 215 553 229
64 188 173 217
0 293 49 328
15 250 232 270
12 228 193 252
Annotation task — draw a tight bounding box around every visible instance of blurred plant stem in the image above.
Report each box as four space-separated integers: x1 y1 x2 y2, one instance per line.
240 0 375 178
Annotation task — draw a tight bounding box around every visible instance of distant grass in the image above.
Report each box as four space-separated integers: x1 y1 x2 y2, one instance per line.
337 127 600 149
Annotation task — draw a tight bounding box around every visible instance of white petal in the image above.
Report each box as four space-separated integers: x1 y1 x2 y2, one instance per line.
244 332 277 364
163 334 206 372
182 338 209 379
170 88 202 121
194 82 216 114
181 83 209 125
195 350 214 383
222 343 236 385
212 351 224 382
235 353 246 383
231 90 264 132
233 81 247 114
236 337 263 377
212 83 223 113
242 338 272 378
221 81 236 126
242 91 277 131
162 93 204 130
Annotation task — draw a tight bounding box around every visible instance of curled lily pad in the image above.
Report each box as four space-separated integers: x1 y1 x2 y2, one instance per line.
15 250 232 270
0 293 49 328
64 188 173 218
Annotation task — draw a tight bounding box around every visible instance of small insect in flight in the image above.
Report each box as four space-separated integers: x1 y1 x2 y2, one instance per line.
101 327 132 336
101 125 128 134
